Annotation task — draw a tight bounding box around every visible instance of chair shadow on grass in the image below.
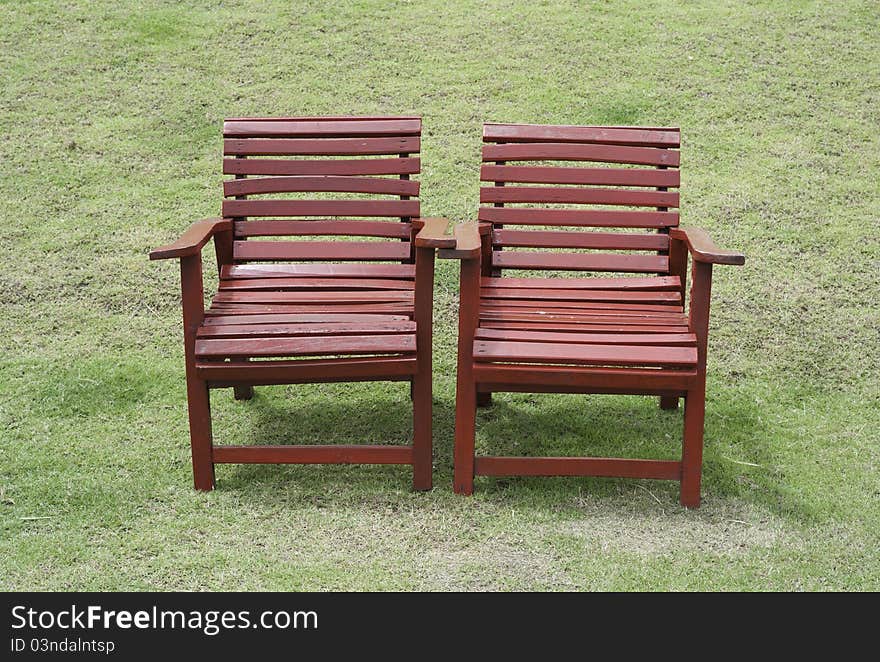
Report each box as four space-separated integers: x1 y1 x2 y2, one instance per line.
468 388 791 514
210 380 456 496
209 381 801 518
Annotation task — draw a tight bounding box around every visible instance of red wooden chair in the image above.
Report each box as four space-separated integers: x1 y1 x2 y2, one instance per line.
443 123 744 507
150 116 451 491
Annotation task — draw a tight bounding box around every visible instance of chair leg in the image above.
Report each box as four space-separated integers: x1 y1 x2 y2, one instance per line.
680 385 706 508
412 368 433 491
476 391 493 408
660 396 679 410
234 385 254 401
186 377 215 491
453 368 477 495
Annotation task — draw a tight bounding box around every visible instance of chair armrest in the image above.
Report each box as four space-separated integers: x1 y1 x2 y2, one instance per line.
438 223 483 259
414 217 456 249
669 226 745 265
149 218 233 260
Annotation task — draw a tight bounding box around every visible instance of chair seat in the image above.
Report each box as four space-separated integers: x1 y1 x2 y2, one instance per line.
196 265 417 361
474 275 697 369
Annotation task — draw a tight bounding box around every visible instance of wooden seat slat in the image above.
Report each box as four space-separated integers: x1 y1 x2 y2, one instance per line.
473 340 697 368
219 277 415 291
198 321 417 339
195 333 417 359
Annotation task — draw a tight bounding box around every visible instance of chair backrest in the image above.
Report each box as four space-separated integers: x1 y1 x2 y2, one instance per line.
222 116 421 264
479 123 680 274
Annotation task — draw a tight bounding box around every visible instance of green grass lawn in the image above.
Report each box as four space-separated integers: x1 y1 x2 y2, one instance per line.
1 0 878 591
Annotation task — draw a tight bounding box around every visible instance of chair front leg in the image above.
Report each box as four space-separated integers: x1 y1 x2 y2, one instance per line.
412 246 436 491
453 256 481 495
180 254 215 490
681 259 713 508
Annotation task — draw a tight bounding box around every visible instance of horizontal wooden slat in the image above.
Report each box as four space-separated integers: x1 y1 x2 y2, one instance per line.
225 136 420 156
480 305 685 319
233 240 412 262
213 290 413 304
221 263 416 279
223 157 421 176
474 456 681 480
473 340 697 367
478 207 679 228
196 333 416 358
480 287 681 305
199 321 417 338
206 303 413 315
473 363 697 392
234 219 412 239
223 118 421 138
483 143 679 167
483 124 680 147
199 356 418 385
492 251 669 273
481 275 680 290
481 300 681 313
203 313 411 326
480 310 687 324
481 287 679 303
492 230 668 251
475 328 696 346
223 199 420 218
481 165 680 187
219 277 414 291
224 175 420 197
481 186 679 207
213 444 414 465
481 321 690 333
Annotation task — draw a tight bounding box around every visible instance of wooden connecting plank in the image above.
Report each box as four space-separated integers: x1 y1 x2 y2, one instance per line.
234 220 412 239
481 275 680 290
472 340 697 367
224 175 420 198
223 118 422 138
195 333 416 358
478 207 679 228
198 356 418 385
213 445 414 465
222 157 421 176
492 230 668 251
474 456 681 480
221 263 416 279
481 165 680 187
224 136 420 156
222 199 420 218
481 186 679 208
491 251 669 273
482 124 680 147
482 142 680 167
233 240 412 262
472 363 697 391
